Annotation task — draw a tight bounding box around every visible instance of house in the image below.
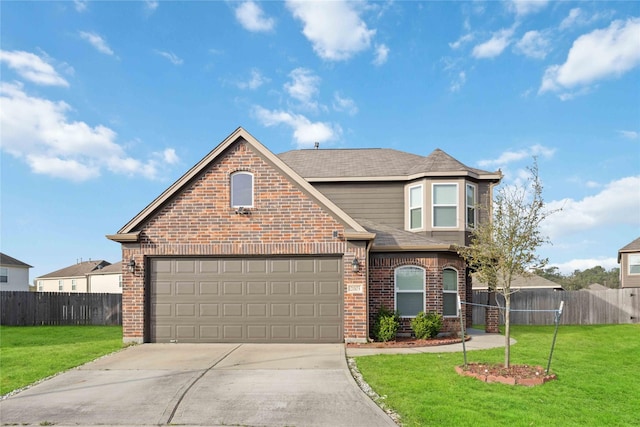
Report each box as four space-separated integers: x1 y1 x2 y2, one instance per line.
472 274 565 291
618 237 640 288
35 260 111 293
107 127 502 344
582 283 609 291
0 253 33 292
86 261 123 293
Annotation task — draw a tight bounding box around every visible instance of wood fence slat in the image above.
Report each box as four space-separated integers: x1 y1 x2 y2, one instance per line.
1 291 122 326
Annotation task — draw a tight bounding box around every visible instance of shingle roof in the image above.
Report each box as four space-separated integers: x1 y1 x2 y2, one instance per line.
0 252 32 268
87 261 122 275
37 260 111 279
278 148 499 180
472 274 564 290
619 237 640 252
356 219 455 251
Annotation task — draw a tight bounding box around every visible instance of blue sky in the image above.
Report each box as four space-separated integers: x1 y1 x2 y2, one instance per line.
1 0 639 280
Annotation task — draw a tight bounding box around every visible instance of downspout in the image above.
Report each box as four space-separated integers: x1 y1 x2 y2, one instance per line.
365 238 374 342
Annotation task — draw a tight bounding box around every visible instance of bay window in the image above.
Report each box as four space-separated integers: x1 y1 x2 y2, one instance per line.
433 183 458 227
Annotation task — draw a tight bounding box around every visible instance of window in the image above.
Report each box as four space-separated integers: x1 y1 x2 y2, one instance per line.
118 275 123 288
72 279 77 291
58 280 63 291
38 281 43 291
466 184 476 228
443 268 459 317
630 254 640 275
230 172 253 208
409 185 423 229
395 266 425 317
433 183 458 227
0 267 7 283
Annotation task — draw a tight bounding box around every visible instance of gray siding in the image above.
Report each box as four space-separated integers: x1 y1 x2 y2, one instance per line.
312 182 405 228
621 253 640 288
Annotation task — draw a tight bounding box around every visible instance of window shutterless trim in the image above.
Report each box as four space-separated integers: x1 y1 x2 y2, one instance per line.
394 265 426 318
432 183 458 228
230 171 254 208
408 184 423 230
442 267 459 317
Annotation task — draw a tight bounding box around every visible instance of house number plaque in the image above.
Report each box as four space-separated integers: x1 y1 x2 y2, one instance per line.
347 284 363 294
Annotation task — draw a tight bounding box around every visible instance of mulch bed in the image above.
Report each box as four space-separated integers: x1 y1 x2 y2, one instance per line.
455 363 557 386
346 335 470 348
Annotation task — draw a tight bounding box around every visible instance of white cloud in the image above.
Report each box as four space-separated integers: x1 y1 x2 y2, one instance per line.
144 0 159 13
154 50 183 65
161 148 179 165
237 69 268 90
252 105 341 148
284 68 320 109
286 0 375 61
551 257 619 275
79 31 115 56
618 130 639 140
332 92 358 115
509 0 549 17
559 8 612 31
515 30 550 59
472 27 514 59
373 44 389 66
0 50 69 87
73 0 88 12
559 8 583 31
450 71 466 93
542 176 640 240
0 82 176 181
539 18 640 95
449 33 474 50
478 144 556 168
235 1 275 32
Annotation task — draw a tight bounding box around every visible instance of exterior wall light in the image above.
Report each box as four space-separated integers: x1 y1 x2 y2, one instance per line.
128 259 136 273
352 257 360 273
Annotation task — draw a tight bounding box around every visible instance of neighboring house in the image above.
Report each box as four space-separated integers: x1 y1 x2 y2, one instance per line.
472 274 565 291
0 252 33 292
618 237 640 288
35 260 111 293
87 262 123 293
583 283 609 291
107 127 502 344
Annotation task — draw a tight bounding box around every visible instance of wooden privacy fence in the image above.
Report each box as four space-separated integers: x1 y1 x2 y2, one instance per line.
472 289 640 326
1 291 122 326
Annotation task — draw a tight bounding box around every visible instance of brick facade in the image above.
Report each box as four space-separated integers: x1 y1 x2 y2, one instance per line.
368 252 470 337
121 141 368 343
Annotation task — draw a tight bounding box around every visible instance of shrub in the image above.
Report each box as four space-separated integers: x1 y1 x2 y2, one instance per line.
410 311 443 339
373 306 400 342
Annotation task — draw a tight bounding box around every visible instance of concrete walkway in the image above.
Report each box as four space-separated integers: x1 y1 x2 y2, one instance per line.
347 329 513 357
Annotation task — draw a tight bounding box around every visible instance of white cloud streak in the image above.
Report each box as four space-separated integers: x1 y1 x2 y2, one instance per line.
235 1 275 32
0 50 69 87
0 81 177 181
509 0 549 17
540 18 640 96
237 69 268 90
252 105 341 148
154 50 183 65
373 44 389 66
79 31 115 56
286 0 375 61
332 92 358 116
515 30 550 59
472 28 514 59
284 68 320 109
478 144 556 169
618 130 639 140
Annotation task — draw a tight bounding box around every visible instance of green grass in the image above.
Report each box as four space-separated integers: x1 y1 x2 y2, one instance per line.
355 324 640 427
0 326 123 396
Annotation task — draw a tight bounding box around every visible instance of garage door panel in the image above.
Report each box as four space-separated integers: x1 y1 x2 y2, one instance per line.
150 257 342 343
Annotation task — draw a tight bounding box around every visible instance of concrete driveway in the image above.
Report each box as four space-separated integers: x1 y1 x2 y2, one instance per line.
0 343 397 427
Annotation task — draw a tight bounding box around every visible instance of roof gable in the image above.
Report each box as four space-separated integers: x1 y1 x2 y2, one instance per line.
618 236 640 262
109 127 370 241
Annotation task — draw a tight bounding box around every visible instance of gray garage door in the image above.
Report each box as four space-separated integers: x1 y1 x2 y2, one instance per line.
149 257 343 343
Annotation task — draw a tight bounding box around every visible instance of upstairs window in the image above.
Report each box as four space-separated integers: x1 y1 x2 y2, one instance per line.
0 267 7 283
72 279 77 291
230 172 253 208
433 183 458 227
630 254 640 275
443 268 459 317
395 266 425 317
409 185 423 230
58 280 63 291
466 184 476 228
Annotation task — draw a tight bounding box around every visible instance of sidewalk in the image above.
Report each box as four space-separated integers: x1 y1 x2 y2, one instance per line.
346 328 515 357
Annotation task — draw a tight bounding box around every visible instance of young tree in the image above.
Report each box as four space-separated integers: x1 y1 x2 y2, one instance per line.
458 159 556 367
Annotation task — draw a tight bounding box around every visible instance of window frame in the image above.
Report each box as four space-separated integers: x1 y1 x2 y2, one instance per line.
0 267 7 283
466 183 477 229
629 254 640 275
230 171 254 208
71 279 77 291
58 280 63 291
432 183 459 228
408 184 423 230
442 267 459 317
394 265 426 318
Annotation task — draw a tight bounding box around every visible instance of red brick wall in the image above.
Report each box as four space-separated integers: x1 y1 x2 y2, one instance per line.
368 253 467 338
120 140 368 343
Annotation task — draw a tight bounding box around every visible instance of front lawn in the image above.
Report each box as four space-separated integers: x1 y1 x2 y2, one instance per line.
0 325 123 396
354 324 640 427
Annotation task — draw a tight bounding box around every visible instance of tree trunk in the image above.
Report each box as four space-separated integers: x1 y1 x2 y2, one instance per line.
504 294 511 368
